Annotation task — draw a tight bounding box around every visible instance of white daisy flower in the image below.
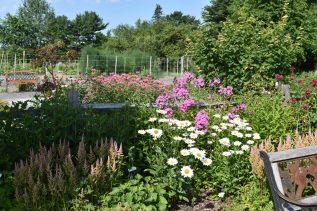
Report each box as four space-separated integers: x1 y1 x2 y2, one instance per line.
193 150 206 160
245 134 252 138
211 133 217 137
156 109 167 114
246 126 253 131
253 133 261 140
138 130 146 135
182 133 189 137
184 139 196 145
213 114 221 118
189 148 200 154
180 149 191 156
219 138 230 147
202 158 212 166
158 118 169 123
235 150 244 155
220 125 227 130
149 117 157 122
187 127 196 132
222 151 232 156
190 133 198 139
218 192 225 198
147 128 163 138
211 125 220 130
207 141 213 144
181 166 194 178
241 145 250 151
167 158 178 166
173 136 183 141
247 140 254 145
222 115 229 121
233 141 242 146
195 130 205 135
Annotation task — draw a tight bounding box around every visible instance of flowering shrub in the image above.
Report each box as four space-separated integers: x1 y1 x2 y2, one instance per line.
136 105 261 199
155 72 236 116
278 72 317 126
76 74 168 104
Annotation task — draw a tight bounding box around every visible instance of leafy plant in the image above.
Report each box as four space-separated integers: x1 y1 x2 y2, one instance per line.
100 174 168 210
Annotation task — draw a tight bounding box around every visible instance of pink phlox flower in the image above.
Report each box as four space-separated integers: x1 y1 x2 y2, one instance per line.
194 77 205 88
208 78 221 87
218 86 233 97
179 99 196 113
195 110 209 129
173 87 190 98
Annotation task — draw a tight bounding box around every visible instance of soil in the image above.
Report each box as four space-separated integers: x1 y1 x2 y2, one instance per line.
172 191 231 211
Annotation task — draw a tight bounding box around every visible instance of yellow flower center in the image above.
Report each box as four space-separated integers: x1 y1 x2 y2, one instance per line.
185 169 190 174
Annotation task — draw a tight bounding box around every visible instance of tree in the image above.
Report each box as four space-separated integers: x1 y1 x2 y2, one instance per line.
0 0 55 49
45 15 73 47
72 11 108 49
166 11 200 27
203 0 233 26
152 4 163 21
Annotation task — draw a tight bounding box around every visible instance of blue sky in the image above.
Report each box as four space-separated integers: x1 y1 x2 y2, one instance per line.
0 0 210 31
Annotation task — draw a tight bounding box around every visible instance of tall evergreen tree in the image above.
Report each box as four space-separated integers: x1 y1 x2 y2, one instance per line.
72 11 108 49
152 4 163 21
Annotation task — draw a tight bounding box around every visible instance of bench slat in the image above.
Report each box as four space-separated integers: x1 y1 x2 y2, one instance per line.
268 145 317 163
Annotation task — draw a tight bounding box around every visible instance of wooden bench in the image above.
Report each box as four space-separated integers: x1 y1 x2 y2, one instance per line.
6 71 39 91
261 145 317 211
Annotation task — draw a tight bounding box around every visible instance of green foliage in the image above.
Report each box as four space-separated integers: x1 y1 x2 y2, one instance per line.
100 175 168 210
195 12 304 91
0 0 55 49
243 93 306 142
229 180 274 211
72 11 107 49
0 93 136 170
79 47 153 74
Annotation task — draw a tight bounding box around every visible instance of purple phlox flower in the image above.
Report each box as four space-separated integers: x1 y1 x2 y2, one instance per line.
231 107 239 113
164 107 173 118
175 79 187 88
195 110 209 129
155 94 170 108
179 99 196 113
218 86 233 97
208 78 221 87
227 112 236 120
239 103 247 110
208 94 213 100
173 87 190 98
194 77 205 88
181 72 195 83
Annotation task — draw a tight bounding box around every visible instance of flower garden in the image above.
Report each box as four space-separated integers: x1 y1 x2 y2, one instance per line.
0 69 316 210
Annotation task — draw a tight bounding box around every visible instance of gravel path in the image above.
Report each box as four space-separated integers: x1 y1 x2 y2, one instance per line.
0 92 41 105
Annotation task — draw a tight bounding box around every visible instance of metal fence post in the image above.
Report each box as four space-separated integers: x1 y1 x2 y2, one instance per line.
115 56 117 74
149 56 152 75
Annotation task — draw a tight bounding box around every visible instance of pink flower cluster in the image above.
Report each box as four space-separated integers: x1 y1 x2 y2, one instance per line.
218 86 233 97
195 110 209 129
208 78 221 87
194 77 205 88
93 74 167 93
179 99 196 113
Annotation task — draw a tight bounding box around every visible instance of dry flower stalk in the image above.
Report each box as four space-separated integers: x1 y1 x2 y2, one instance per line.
250 130 317 181
14 137 123 209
